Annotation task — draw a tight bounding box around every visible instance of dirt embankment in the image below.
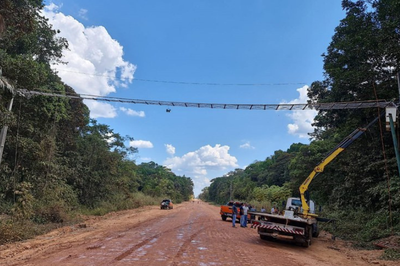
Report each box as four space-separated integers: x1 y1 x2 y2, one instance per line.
0 200 397 266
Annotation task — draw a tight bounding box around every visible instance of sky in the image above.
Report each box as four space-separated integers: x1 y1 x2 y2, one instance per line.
42 0 346 197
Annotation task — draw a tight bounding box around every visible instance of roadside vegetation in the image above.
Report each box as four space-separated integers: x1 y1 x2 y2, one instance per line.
0 1 193 245
199 0 400 258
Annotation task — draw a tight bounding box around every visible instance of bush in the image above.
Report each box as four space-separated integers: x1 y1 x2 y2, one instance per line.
0 220 47 245
380 249 400 260
33 203 68 224
80 192 162 216
320 209 398 244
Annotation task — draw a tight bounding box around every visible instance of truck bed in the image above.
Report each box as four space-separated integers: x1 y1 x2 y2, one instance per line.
248 211 316 227
249 211 316 247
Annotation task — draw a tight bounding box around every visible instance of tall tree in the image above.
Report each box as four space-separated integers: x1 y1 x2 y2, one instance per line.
306 0 400 211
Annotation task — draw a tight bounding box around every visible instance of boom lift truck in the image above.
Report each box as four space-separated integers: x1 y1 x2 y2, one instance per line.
250 109 395 247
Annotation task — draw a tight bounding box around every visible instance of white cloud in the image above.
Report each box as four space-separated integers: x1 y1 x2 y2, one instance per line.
240 141 255 149
104 132 115 144
120 107 145 117
129 140 154 149
283 85 317 138
42 4 136 118
164 144 238 196
165 144 176 155
88 101 117 118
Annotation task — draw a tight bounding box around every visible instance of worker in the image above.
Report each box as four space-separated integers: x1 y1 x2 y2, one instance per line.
271 205 276 214
240 203 249 227
249 205 256 221
232 203 238 227
260 206 266 221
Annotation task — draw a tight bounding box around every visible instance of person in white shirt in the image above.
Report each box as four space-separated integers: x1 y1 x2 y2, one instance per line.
240 203 249 227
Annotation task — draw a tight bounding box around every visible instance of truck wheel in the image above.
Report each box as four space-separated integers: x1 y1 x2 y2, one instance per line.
260 234 274 241
302 239 311 247
221 215 227 221
302 225 312 247
312 223 320 238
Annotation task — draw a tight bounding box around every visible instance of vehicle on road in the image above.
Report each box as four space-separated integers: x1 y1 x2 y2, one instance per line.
220 201 250 222
160 199 173 209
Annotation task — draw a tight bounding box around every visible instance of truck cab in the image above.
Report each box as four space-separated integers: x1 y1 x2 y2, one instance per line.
285 197 315 214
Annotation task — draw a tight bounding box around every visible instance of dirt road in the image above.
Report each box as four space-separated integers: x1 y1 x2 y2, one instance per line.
0 200 395 265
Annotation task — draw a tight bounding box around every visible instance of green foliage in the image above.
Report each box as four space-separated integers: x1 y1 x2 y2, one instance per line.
252 184 292 203
380 248 400 261
0 220 39 245
136 162 193 202
11 182 34 220
320 209 400 244
80 192 163 216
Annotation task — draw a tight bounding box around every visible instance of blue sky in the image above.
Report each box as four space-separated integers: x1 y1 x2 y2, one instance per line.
43 0 345 196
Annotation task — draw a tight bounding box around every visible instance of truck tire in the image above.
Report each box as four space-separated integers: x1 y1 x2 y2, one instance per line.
260 234 275 241
302 225 312 247
312 223 320 238
221 215 227 221
302 239 311 247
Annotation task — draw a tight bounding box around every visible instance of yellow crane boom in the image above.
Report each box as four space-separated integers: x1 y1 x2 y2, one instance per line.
299 113 384 217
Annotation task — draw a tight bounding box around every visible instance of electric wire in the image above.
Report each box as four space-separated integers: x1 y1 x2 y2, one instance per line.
54 69 307 87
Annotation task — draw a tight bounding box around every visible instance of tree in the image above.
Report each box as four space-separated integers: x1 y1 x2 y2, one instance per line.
306 0 399 211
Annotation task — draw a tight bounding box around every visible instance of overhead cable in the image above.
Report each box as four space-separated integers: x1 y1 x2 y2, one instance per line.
55 69 306 86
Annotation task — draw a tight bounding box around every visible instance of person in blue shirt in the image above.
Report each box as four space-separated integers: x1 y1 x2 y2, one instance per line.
232 203 238 227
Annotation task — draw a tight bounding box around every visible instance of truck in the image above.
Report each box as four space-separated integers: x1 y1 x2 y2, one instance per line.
220 201 250 222
160 199 173 209
250 113 384 247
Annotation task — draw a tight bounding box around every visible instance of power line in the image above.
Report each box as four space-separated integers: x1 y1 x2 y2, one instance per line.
55 69 307 87
17 89 394 111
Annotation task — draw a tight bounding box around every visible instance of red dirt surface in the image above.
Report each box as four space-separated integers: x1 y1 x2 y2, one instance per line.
0 200 397 266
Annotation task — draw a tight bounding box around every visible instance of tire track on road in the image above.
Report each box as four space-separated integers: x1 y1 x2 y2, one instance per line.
113 206 200 262
114 233 161 261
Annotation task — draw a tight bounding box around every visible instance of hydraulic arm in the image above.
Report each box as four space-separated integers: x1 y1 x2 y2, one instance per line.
299 113 384 217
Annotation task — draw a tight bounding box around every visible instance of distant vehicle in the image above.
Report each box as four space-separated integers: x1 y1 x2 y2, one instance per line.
160 199 173 209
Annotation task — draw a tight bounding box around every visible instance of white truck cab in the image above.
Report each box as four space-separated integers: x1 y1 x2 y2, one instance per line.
285 197 315 214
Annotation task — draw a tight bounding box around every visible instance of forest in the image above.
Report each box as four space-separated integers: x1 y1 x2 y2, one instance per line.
200 0 400 248
0 0 193 244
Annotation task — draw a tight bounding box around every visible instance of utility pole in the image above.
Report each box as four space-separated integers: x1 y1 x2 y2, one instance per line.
397 72 400 100
229 177 232 201
0 68 15 166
